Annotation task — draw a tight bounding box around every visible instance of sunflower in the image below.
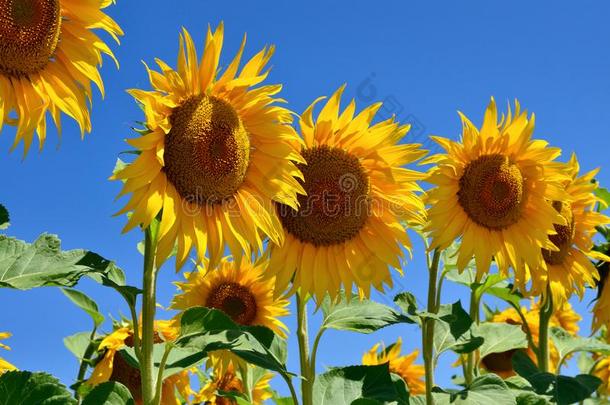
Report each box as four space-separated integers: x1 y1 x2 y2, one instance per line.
0 332 16 373
529 155 610 306
85 320 190 405
171 255 289 372
362 337 425 395
0 0 122 156
425 98 568 288
267 85 426 301
482 301 580 377
593 355 610 395
195 362 273 405
171 255 289 334
111 24 304 270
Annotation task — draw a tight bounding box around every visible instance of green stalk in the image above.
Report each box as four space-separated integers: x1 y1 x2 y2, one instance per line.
423 250 441 405
75 327 97 402
152 344 172 405
141 226 159 405
537 290 554 372
508 301 537 355
310 329 324 379
296 292 313 405
128 302 142 361
282 373 300 405
465 287 479 385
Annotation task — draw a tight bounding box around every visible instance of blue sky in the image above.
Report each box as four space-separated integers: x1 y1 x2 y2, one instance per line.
1 0 610 399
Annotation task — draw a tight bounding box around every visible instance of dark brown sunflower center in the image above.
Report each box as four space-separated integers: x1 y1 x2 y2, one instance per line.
458 154 526 229
481 350 517 374
206 282 258 325
0 0 61 76
109 331 163 402
542 201 575 265
164 95 250 205
278 145 370 246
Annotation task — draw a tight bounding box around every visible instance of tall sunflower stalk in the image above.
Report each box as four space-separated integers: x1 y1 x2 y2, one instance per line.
140 225 160 404
422 250 441 404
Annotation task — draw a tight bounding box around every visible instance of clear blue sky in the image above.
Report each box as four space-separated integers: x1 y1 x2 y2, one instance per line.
2 0 610 399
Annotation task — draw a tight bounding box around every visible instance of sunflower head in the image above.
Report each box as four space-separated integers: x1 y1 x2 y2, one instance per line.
196 362 273 405
425 98 569 288
362 337 425 395
0 0 122 155
527 154 610 307
86 321 188 404
112 24 305 271
485 300 579 376
171 255 289 336
268 85 427 301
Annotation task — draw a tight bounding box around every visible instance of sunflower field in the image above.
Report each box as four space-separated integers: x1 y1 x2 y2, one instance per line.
2 2 610 405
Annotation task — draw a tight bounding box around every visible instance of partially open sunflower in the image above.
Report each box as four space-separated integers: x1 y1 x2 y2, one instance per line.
0 0 122 155
85 320 190 404
171 255 289 372
425 98 568 289
530 154 610 306
112 24 304 270
267 86 427 301
171 255 289 336
362 337 425 395
482 301 580 377
195 361 273 405
0 332 16 373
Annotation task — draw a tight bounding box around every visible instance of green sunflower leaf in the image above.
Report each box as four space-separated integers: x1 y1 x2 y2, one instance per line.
63 331 94 360
550 327 610 370
411 375 515 405
0 204 9 230
475 323 528 360
512 351 601 404
81 381 135 405
89 270 142 311
61 288 105 327
118 344 206 380
312 364 407 405
434 301 483 358
0 234 117 290
504 376 551 404
393 292 420 323
0 370 76 405
321 292 411 333
174 307 294 378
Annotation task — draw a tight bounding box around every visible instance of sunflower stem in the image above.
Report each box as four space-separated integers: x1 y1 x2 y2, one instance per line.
152 344 172 405
508 301 537 355
310 328 325 380
296 292 313 405
465 286 480 385
282 373 300 405
423 249 441 405
74 326 97 402
141 225 159 405
129 300 142 362
537 290 554 373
